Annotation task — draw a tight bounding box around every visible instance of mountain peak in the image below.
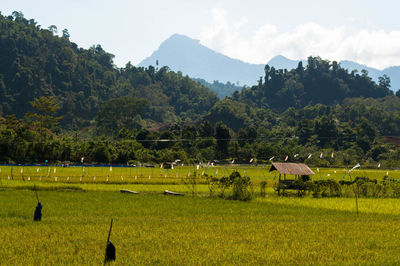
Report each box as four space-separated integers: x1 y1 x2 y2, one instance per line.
267 55 302 70
164 33 200 43
139 34 264 86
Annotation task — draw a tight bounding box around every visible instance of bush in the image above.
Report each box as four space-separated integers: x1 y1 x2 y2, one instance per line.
217 171 253 201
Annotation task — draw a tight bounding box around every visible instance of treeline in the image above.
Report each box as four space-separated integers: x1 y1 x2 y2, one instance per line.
1 96 400 167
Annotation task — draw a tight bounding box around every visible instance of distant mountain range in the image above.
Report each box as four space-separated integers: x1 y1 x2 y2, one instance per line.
139 34 399 93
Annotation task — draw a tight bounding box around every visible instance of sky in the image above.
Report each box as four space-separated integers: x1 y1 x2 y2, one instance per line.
2 0 400 69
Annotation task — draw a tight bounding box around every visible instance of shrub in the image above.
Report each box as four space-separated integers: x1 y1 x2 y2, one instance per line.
217 171 253 201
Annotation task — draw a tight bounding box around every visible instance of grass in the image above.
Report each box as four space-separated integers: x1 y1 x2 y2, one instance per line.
0 165 399 185
1 165 399 264
1 188 400 265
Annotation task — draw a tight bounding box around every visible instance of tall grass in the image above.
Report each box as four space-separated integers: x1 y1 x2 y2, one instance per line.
1 190 400 264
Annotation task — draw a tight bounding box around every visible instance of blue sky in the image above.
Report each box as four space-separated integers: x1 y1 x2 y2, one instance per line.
2 0 400 69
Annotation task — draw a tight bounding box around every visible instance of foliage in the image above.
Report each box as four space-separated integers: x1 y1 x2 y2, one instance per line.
0 12 400 167
2 189 400 264
235 56 393 112
0 13 218 129
26 96 62 139
217 171 253 201
194 78 245 98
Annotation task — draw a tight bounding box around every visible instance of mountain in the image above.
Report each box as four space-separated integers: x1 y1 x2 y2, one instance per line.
139 34 265 86
340 62 400 91
267 55 305 71
139 34 400 93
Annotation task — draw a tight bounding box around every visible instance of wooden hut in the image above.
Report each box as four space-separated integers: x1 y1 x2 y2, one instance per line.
269 162 315 195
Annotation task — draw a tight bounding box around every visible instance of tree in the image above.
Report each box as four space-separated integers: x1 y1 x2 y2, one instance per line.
215 122 231 158
314 115 337 148
27 96 62 136
12 11 24 19
378 74 391 90
48 25 58 34
198 121 214 138
62 28 70 39
96 96 148 136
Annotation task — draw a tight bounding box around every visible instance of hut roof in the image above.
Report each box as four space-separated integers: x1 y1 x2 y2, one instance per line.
269 162 315 176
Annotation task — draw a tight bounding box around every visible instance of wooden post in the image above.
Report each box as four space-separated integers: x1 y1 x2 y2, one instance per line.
349 172 359 215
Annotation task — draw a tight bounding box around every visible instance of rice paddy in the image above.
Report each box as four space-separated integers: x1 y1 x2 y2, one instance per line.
1 165 400 264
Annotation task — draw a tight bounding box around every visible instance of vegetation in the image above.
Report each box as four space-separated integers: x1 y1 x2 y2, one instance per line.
0 12 399 168
194 78 245 98
1 189 400 264
1 11 400 266
0 12 218 130
234 58 393 111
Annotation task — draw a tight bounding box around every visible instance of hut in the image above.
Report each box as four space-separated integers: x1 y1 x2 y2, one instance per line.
163 162 176 169
269 162 315 195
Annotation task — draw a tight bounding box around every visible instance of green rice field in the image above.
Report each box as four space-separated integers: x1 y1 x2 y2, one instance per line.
1 165 400 264
0 164 399 184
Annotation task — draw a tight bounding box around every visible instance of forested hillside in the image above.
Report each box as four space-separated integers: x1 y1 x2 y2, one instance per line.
233 57 393 112
0 12 218 130
0 12 400 167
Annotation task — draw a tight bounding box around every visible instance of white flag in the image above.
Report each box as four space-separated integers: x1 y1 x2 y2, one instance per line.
348 163 360 173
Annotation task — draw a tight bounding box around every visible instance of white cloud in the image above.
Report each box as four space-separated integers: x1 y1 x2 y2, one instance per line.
200 7 400 69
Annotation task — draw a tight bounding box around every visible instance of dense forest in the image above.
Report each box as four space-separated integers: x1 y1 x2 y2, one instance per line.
0 11 218 131
0 12 400 167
